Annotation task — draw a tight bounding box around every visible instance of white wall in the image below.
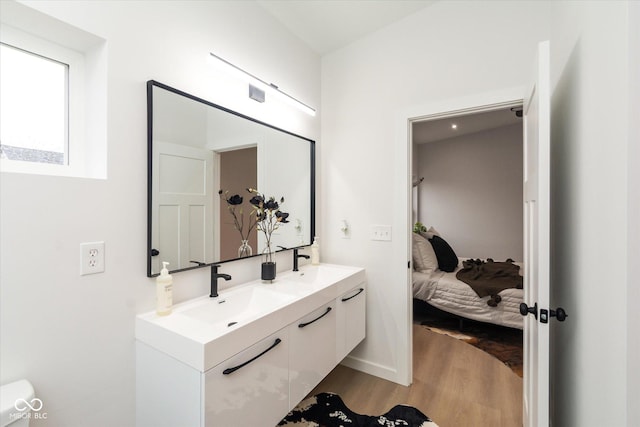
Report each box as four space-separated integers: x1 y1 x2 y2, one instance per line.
322 1 636 423
321 0 550 383
627 3 640 425
416 124 523 261
0 1 319 426
548 1 631 425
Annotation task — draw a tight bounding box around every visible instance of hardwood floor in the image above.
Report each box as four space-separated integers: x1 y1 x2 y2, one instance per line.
308 324 522 427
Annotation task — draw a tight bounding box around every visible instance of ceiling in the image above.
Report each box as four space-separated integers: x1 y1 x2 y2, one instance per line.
413 107 523 145
256 0 437 55
256 1 521 137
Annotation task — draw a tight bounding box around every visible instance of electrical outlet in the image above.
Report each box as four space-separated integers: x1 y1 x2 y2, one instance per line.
81 241 105 275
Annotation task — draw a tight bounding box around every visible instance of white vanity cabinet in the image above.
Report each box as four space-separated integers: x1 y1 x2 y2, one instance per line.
336 285 366 361
136 264 366 427
204 329 289 427
288 301 337 405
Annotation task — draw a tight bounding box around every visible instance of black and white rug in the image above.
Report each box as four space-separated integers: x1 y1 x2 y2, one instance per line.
278 392 439 427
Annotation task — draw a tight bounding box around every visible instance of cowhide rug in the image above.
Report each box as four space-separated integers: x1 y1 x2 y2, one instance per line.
277 392 439 427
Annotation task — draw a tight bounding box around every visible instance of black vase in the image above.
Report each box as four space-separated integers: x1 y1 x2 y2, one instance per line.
261 262 276 281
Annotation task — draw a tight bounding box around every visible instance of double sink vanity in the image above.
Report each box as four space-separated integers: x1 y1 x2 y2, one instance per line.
136 263 366 427
141 81 363 426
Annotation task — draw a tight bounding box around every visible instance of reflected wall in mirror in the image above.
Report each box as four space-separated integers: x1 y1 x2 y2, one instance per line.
147 81 315 277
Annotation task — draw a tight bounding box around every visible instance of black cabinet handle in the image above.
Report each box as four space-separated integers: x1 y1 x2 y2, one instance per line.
298 307 332 328
222 338 281 375
341 288 364 302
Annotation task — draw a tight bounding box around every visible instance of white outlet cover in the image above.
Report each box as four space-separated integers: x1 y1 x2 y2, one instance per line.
81 241 105 275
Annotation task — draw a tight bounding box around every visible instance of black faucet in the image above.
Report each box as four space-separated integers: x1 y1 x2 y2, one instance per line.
293 248 310 272
210 264 231 298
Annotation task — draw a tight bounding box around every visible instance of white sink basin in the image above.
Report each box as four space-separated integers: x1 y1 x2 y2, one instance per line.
135 263 365 371
277 263 360 287
181 285 295 327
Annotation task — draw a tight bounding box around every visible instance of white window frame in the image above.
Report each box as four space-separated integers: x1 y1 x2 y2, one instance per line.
0 24 85 177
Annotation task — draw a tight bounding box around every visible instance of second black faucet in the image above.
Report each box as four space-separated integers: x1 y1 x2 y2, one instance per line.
210 264 231 298
293 248 310 272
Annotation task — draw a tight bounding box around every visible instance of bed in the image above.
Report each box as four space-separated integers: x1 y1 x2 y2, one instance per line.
411 229 523 330
412 259 524 330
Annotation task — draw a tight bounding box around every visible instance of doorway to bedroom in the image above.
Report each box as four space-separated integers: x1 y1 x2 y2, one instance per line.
410 104 525 407
411 107 523 263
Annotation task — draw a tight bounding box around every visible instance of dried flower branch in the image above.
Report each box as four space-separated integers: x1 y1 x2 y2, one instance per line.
218 190 258 242
247 187 290 263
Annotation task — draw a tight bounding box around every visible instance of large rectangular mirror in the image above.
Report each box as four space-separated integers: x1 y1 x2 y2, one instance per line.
147 80 315 277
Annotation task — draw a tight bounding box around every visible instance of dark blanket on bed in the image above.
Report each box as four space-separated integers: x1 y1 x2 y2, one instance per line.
456 258 523 306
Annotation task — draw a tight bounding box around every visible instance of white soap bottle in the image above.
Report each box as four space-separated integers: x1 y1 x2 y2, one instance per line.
311 236 320 265
156 262 173 316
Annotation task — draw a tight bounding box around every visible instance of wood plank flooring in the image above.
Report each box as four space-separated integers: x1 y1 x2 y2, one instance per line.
308 324 522 427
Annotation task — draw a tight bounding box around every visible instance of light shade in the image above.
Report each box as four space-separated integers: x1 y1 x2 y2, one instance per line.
209 52 316 116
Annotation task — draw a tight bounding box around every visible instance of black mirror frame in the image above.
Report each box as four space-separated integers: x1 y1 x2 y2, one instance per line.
146 80 315 277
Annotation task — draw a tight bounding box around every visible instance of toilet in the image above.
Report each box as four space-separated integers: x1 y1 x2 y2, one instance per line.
0 380 35 427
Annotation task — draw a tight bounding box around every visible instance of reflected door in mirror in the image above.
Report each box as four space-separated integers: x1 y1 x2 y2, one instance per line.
151 142 215 273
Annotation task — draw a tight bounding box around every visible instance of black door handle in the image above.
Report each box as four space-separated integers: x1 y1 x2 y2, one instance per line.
525 304 567 324
550 307 568 322
519 302 538 319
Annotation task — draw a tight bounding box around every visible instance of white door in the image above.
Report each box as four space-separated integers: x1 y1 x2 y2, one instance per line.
151 142 215 274
522 40 551 427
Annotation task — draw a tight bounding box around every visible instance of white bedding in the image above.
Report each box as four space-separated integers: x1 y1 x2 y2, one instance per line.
413 259 524 330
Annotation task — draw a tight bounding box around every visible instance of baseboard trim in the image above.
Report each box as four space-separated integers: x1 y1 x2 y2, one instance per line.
340 355 407 385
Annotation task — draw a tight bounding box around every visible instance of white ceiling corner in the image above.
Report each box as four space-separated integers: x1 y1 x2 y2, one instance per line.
256 0 437 55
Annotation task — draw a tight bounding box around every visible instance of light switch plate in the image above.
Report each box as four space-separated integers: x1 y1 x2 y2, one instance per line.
370 225 392 241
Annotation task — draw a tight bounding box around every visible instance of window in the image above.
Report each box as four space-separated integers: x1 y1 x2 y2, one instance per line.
0 2 106 179
0 43 69 165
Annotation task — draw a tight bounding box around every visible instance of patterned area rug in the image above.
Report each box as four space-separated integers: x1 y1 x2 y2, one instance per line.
278 392 439 427
419 316 523 377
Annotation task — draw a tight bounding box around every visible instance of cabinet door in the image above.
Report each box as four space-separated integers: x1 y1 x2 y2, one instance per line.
136 342 202 427
289 301 336 406
336 285 366 362
204 329 289 427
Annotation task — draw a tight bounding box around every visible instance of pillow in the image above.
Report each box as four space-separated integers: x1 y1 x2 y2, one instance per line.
429 235 458 272
412 233 438 274
419 226 441 240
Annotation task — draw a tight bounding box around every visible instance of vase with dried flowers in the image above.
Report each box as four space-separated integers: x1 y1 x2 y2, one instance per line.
218 190 258 258
247 187 290 281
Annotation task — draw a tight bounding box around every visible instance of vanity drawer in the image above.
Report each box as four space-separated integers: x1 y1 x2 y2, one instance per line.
336 284 366 361
289 301 337 405
203 328 289 427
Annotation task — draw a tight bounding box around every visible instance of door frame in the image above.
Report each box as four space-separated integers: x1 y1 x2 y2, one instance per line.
394 86 525 386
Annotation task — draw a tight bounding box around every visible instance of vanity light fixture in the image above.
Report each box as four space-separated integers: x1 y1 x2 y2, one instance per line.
209 52 316 116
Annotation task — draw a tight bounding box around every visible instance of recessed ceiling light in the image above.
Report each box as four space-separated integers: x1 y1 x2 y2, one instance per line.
451 124 457 129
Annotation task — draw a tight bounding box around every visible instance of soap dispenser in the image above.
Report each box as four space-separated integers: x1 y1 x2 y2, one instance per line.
311 236 320 265
156 262 173 316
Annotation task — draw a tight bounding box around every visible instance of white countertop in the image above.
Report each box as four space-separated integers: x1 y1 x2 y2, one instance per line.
135 263 365 372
